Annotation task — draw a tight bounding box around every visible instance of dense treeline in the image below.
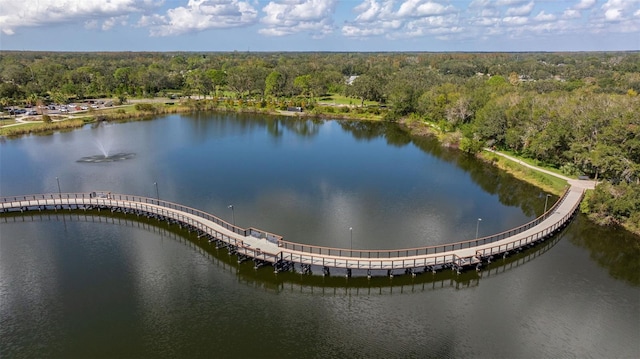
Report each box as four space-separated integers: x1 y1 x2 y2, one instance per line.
1 51 638 233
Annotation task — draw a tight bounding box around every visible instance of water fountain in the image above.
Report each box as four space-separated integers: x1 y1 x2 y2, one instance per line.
76 152 136 163
77 135 135 163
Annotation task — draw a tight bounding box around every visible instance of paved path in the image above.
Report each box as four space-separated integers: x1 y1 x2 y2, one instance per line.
485 148 596 190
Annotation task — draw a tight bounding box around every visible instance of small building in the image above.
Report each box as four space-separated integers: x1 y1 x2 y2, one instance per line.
346 75 359 85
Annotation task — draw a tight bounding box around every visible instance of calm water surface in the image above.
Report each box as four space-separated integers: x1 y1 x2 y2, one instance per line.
1 113 638 358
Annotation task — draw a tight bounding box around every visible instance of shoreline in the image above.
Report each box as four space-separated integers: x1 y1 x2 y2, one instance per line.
3 99 636 236
0 99 578 195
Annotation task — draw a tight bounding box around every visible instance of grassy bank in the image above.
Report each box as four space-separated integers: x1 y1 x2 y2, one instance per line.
399 119 569 194
480 151 568 195
0 118 87 136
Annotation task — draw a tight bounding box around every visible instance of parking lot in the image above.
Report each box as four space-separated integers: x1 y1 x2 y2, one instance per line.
2 100 114 117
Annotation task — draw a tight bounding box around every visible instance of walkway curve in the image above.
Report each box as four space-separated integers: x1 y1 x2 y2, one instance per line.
485 148 597 191
1 183 586 276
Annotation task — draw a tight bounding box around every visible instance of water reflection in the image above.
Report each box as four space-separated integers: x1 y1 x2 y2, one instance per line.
339 118 556 219
181 112 324 140
5 211 626 290
182 113 556 221
566 215 640 286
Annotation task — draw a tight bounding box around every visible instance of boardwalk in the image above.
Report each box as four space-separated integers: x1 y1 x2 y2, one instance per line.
1 179 591 277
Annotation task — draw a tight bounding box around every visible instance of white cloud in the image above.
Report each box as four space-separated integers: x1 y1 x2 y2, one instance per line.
102 16 129 30
0 0 159 35
341 0 402 38
142 0 258 36
397 0 455 18
342 0 640 44
342 0 460 38
534 11 555 22
259 0 337 37
574 0 596 10
1 0 638 48
471 16 500 27
398 13 461 38
469 0 490 8
494 0 528 6
352 0 385 22
562 9 581 19
600 0 638 22
505 1 534 16
342 24 386 37
604 8 622 21
480 8 500 17
502 16 528 26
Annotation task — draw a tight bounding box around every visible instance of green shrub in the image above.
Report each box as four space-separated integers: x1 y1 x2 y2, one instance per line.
134 103 156 112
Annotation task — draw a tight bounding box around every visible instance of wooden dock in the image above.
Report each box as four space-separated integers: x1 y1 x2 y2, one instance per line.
0 181 590 277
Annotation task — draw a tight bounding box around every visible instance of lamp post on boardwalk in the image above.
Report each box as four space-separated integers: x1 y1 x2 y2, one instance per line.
56 177 61 198
475 218 482 240
543 194 551 219
228 205 235 226
349 227 353 251
153 182 159 202
56 177 62 207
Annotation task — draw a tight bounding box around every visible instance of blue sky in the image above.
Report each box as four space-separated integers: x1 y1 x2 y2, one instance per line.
0 0 638 52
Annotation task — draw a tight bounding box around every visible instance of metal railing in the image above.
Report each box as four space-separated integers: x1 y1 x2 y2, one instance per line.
1 188 581 269
276 188 572 259
475 189 584 258
0 192 282 245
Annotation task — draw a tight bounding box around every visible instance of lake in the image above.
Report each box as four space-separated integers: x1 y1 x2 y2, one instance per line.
1 113 638 358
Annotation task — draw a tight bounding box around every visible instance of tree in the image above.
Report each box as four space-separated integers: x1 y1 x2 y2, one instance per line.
475 97 508 145
114 67 134 95
386 68 429 118
226 65 267 98
294 75 311 98
265 71 284 98
185 69 212 99
347 74 384 107
26 93 38 107
207 69 227 97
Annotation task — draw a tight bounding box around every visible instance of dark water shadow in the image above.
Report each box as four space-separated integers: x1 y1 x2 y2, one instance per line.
0 210 595 294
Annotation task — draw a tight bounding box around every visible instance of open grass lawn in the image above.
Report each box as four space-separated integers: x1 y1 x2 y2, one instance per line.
483 151 568 194
94 105 137 114
318 94 379 107
0 118 17 126
0 122 41 135
0 119 85 136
